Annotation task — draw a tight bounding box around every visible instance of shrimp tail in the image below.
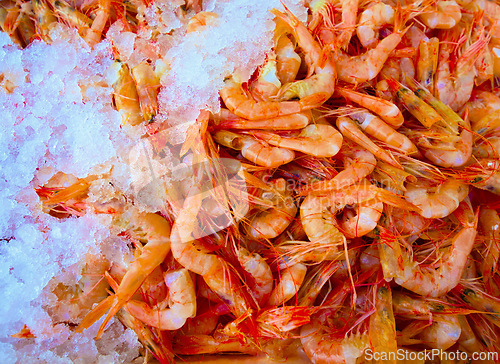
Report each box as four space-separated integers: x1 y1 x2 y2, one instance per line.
75 295 115 335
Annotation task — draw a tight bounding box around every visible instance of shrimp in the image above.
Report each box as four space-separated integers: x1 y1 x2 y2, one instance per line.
357 3 395 48
250 54 281 100
478 209 500 290
213 130 295 168
275 35 301 84
418 0 462 29
416 37 439 95
237 247 273 306
173 331 260 355
84 0 110 46
32 0 56 43
45 253 110 325
369 284 398 363
53 0 92 37
272 7 336 103
417 316 462 350
77 211 172 338
252 124 343 158
347 109 419 156
112 62 143 126
379 199 478 297
186 11 217 33
336 116 401 167
267 263 307 306
456 283 500 329
300 320 370 364
247 178 297 240
336 87 404 128
124 268 196 330
298 145 376 196
435 28 486 112
333 23 406 83
466 90 500 125
213 109 311 130
131 61 160 123
404 179 469 219
170 186 251 318
301 183 418 246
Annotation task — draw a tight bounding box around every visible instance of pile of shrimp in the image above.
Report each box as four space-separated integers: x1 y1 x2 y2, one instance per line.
4 0 500 362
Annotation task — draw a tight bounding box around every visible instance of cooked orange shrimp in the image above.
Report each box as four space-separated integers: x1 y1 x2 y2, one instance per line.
131 61 160 123
247 178 297 240
435 28 486 112
32 0 56 43
379 200 478 297
418 316 461 350
420 117 473 168
214 109 311 130
250 54 281 100
357 3 395 48
267 263 307 306
252 124 343 158
478 208 500 288
299 145 376 196
456 283 500 328
416 37 439 95
213 130 295 168
301 183 417 246
336 87 404 128
336 116 401 167
390 206 432 236
84 0 110 46
348 109 419 156
272 7 336 104
112 62 143 126
307 0 359 50
237 247 273 306
300 321 370 364
125 268 196 330
418 0 462 29
369 284 397 363
275 35 301 84
173 331 260 355
77 211 172 338
336 182 384 239
333 24 406 83
170 186 251 318
186 11 217 33
53 0 92 36
457 315 488 355
467 90 500 125
404 179 468 219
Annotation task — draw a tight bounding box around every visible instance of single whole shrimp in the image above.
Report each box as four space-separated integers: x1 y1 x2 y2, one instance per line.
237 246 273 306
356 3 395 48
114 268 196 330
247 178 297 240
213 130 295 168
267 263 307 306
77 211 172 338
252 124 343 158
418 0 462 29
336 87 404 128
379 199 478 297
404 179 468 219
213 109 312 130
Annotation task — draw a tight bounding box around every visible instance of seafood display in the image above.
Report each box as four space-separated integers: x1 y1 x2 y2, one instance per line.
2 0 500 362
